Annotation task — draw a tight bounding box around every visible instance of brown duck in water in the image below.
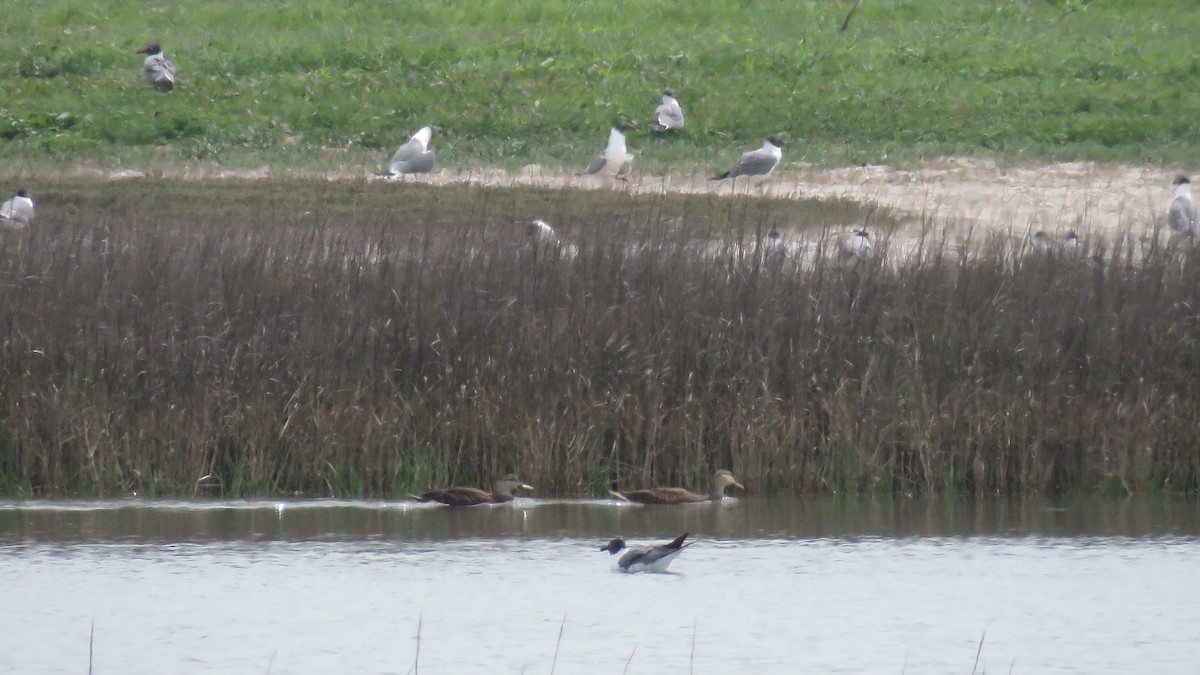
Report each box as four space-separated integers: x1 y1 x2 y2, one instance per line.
411 474 534 507
610 470 744 505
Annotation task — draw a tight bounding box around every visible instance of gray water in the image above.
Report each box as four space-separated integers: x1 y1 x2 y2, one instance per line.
2 497 1199 674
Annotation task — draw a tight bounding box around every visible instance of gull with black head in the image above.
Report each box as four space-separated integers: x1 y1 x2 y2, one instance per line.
600 533 692 573
1168 175 1197 238
136 42 177 91
581 121 636 182
0 189 35 225
650 88 685 132
712 134 784 189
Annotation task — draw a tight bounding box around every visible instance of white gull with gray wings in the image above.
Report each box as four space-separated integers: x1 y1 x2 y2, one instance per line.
582 123 634 180
136 43 176 91
650 89 685 132
712 134 784 181
1168 176 1197 237
0 189 34 224
600 533 692 573
386 126 440 176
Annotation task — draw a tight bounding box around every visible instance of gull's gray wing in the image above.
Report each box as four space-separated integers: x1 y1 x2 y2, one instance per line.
0 198 13 219
618 545 657 570
652 102 684 131
729 148 779 178
584 153 608 175
1168 196 1197 235
389 138 424 167
391 149 435 175
145 56 176 88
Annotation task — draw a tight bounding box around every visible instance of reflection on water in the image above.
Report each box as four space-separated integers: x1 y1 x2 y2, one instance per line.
5 496 1200 542
2 498 1199 674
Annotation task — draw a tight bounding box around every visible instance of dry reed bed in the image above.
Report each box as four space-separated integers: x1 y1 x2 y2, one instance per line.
0 180 1196 497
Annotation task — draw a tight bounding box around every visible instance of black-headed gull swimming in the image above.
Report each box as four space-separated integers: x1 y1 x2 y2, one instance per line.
600 533 693 573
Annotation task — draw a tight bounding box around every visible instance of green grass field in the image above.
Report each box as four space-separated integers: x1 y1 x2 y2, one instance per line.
2 1 1198 173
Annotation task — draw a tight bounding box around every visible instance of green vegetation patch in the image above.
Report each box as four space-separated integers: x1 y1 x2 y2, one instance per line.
0 178 1197 498
0 1 1197 171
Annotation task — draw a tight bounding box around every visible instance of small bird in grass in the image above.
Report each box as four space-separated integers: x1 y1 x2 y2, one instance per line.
383 126 441 176
528 219 559 244
410 474 533 507
582 122 636 181
1168 175 1197 238
840 230 873 265
526 219 579 258
600 533 692 573
610 470 744 505
711 134 784 182
763 230 784 254
649 88 685 132
1063 231 1082 258
136 42 177 91
0 189 35 225
1028 230 1053 253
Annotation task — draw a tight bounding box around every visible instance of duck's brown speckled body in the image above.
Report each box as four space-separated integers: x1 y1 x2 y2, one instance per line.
411 474 533 507
610 470 743 505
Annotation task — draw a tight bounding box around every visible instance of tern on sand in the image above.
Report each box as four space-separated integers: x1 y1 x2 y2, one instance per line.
136 42 176 91
1168 176 1197 238
383 126 440 176
582 122 635 181
410 474 533 507
600 533 692 573
649 88 685 132
0 189 34 224
712 135 784 182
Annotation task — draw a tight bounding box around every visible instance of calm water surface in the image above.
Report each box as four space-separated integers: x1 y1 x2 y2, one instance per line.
2 497 1199 674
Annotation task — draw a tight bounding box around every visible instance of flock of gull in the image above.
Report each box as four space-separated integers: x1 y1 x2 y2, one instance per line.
3 39 1197 250
378 87 786 186
410 469 744 572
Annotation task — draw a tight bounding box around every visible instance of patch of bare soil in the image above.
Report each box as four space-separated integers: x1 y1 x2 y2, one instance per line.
71 158 1179 250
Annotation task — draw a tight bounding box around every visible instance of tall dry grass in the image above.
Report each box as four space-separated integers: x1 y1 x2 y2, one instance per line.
0 179 1195 497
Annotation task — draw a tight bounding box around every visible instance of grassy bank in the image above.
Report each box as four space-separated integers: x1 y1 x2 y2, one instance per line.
0 179 1198 498
1 1 1198 173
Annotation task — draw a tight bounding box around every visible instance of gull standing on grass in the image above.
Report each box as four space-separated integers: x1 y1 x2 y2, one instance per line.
600 533 692 573
711 134 785 184
1168 175 1197 238
136 42 176 91
581 122 635 182
649 88 685 132
382 125 440 176
0 189 34 225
